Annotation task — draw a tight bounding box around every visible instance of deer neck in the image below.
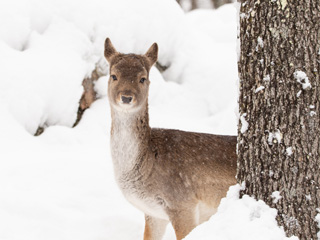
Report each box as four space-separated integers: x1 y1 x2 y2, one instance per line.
110 103 151 176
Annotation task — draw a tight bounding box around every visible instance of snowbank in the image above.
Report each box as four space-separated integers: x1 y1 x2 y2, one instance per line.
186 185 299 240
0 0 293 239
0 0 237 135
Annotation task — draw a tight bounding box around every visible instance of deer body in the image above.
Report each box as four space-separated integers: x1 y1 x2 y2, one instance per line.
105 38 237 240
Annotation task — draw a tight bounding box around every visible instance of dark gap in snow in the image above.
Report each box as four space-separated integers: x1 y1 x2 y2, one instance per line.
155 61 169 73
20 32 33 51
176 0 234 12
20 42 29 51
73 107 86 128
34 126 44 136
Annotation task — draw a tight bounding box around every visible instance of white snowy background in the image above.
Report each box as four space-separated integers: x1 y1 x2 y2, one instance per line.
0 0 299 239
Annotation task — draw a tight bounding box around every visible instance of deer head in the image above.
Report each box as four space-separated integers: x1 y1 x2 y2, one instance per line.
104 38 158 112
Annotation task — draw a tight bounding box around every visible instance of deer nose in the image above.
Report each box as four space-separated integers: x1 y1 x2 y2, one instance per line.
121 95 133 104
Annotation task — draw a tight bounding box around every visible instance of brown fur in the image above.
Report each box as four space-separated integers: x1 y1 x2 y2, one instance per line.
104 38 237 240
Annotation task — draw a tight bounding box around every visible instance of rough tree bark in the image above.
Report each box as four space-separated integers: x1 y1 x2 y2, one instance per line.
237 0 320 239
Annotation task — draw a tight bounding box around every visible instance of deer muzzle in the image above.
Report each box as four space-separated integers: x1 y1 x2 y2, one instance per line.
121 95 133 104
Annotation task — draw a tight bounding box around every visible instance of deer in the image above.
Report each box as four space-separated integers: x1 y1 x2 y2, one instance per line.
104 37 237 240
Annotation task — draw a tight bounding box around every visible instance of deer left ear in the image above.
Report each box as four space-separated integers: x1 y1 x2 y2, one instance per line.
104 38 118 62
145 43 158 66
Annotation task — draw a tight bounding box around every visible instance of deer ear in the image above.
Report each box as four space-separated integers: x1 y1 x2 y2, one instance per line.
104 38 118 62
145 43 158 66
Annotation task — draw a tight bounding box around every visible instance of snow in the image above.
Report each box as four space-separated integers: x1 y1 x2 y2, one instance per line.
256 36 264 51
305 194 311 201
294 70 311 90
255 86 265 93
257 37 264 48
186 185 297 240
263 74 270 81
271 191 282 204
235 1 241 62
268 130 282 145
0 1 294 240
316 210 320 239
269 170 274 177
297 90 302 97
240 113 249 133
286 147 293 156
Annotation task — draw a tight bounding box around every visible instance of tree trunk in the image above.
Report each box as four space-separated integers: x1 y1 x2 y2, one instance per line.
237 1 320 239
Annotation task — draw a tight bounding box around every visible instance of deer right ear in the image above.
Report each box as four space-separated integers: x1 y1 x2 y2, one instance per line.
145 42 158 66
104 38 118 62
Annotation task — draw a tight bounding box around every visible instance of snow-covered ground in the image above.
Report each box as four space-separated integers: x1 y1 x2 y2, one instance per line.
0 0 297 239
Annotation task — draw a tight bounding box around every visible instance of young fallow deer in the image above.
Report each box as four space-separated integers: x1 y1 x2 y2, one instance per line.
104 38 237 240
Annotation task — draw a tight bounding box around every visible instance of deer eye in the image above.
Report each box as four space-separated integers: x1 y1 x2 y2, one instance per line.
140 78 146 83
111 75 117 81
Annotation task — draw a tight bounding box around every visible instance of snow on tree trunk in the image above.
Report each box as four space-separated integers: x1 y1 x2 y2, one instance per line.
237 0 320 239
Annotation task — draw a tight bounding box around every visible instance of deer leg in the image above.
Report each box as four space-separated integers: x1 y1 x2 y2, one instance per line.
167 208 198 240
143 215 169 240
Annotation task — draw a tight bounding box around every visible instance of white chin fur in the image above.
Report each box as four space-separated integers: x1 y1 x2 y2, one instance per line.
112 102 139 113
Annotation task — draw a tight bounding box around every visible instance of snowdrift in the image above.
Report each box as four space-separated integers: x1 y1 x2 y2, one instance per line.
0 0 296 239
